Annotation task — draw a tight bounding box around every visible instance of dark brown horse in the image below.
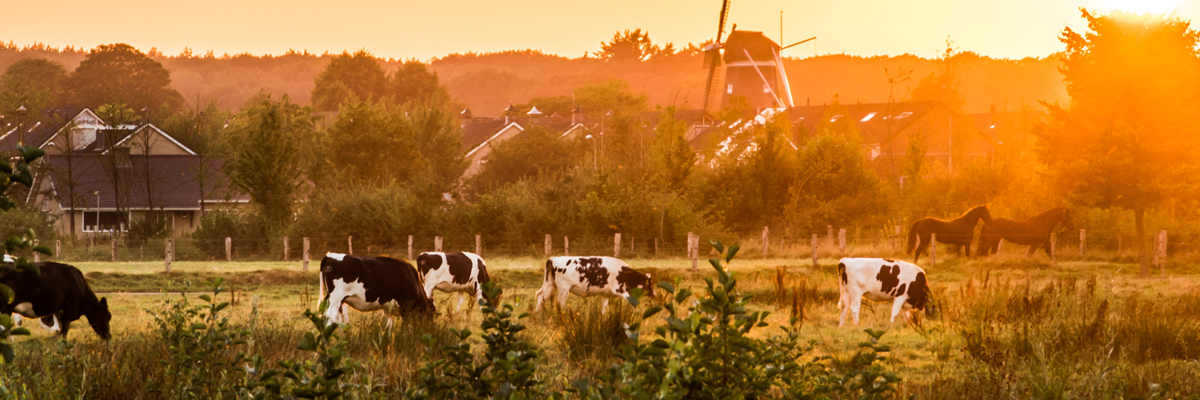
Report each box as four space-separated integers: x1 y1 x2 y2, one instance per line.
907 205 993 263
976 207 1075 258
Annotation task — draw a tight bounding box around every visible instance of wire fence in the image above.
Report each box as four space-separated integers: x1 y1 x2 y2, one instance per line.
40 225 1195 272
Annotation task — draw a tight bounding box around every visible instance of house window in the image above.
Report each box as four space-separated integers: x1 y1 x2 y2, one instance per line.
861 112 877 122
83 211 129 232
763 84 771 93
727 84 733 94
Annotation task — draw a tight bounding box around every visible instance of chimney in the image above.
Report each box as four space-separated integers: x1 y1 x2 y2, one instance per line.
460 108 472 120
503 103 517 124
571 105 583 125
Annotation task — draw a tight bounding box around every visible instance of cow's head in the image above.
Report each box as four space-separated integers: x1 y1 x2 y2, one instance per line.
88 297 112 340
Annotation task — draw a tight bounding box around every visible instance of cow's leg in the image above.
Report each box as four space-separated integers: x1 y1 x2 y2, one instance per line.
385 317 395 331
601 298 610 314
340 304 351 324
838 288 850 327
850 295 863 325
889 298 907 324
534 283 553 312
455 292 465 312
556 288 571 308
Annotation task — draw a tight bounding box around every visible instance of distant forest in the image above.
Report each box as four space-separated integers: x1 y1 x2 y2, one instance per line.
0 41 1065 116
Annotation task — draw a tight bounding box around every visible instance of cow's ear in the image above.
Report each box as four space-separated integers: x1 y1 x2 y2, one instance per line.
99 297 108 307
645 273 651 279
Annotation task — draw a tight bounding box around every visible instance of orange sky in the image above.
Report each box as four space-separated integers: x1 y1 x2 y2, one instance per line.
6 0 1197 60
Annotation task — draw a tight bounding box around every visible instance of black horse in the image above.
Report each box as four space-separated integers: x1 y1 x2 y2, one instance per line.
907 205 993 264
976 207 1075 258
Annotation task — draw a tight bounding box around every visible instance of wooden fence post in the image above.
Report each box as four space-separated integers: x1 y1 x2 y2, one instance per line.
930 233 937 268
762 226 770 256
111 236 117 262
1079 229 1086 258
654 238 658 258
348 236 353 255
614 233 622 258
408 235 414 260
564 236 569 256
435 237 443 252
838 229 847 254
689 232 698 271
476 234 482 255
302 237 310 272
55 240 61 260
283 237 289 261
164 238 173 274
225 237 232 262
811 234 819 267
631 236 635 254
545 234 552 257
33 239 39 262
1159 230 1168 276
827 225 834 247
1049 232 1057 266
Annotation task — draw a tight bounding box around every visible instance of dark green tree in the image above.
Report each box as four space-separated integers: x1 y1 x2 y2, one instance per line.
310 50 390 112
650 107 696 192
0 58 68 119
1038 10 1200 276
322 99 421 185
67 44 184 111
468 126 582 194
223 94 316 232
390 61 445 106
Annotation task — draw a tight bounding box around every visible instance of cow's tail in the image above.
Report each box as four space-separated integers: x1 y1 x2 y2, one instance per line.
317 270 326 312
906 222 920 255
837 262 847 309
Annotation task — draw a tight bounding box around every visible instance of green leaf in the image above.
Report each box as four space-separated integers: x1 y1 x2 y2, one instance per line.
10 327 29 336
20 146 44 164
33 245 52 256
642 306 663 319
0 344 13 363
298 333 317 351
0 284 13 304
711 240 724 254
709 258 723 271
725 245 740 262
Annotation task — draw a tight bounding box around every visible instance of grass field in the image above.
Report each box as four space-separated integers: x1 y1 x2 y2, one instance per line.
5 248 1200 398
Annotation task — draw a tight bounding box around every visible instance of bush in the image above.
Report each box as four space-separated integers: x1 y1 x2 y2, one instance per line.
190 210 267 258
146 278 252 398
127 210 170 246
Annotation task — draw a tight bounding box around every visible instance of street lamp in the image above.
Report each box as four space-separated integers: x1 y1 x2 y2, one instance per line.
16 105 27 146
92 190 101 232
585 134 597 172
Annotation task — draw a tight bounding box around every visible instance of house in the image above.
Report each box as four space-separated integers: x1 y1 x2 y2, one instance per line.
0 107 248 238
460 105 589 178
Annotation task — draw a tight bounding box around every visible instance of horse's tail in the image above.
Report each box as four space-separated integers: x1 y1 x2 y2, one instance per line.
906 221 920 254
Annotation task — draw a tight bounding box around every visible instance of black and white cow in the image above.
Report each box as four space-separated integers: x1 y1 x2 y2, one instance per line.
319 253 435 326
416 252 490 311
837 257 930 326
0 261 112 339
534 256 655 313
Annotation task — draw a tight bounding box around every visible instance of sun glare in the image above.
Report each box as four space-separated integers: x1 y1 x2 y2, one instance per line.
1100 0 1179 14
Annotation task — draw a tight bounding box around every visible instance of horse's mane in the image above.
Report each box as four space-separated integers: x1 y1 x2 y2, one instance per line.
1028 207 1067 224
961 205 989 218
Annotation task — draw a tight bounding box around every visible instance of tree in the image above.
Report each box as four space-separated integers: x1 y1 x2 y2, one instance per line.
391 61 445 106
310 50 390 112
469 126 582 194
67 44 184 111
650 107 696 192
223 94 316 232
0 58 67 119
596 29 673 61
787 132 888 232
407 95 468 194
322 99 421 185
1038 9 1200 276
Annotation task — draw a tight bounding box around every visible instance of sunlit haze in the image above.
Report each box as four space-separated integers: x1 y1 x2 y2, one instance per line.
5 0 1198 60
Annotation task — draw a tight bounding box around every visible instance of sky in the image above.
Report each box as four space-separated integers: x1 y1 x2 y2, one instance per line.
5 0 1198 61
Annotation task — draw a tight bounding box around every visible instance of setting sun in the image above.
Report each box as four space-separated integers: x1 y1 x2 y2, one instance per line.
1101 0 1180 14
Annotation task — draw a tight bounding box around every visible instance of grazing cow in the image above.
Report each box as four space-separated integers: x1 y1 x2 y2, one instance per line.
416 252 490 311
0 262 112 340
11 314 61 334
837 258 930 326
319 253 435 326
534 256 655 313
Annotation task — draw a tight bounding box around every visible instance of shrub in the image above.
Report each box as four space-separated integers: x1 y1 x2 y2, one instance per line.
146 278 252 398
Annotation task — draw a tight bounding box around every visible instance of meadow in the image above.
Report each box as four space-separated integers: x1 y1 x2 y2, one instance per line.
3 242 1200 399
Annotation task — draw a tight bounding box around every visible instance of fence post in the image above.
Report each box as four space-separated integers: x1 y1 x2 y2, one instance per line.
1159 230 1168 276
164 238 173 274
302 237 310 272
283 237 289 261
545 234 552 257
564 236 570 256
614 233 622 258
33 239 39 262
225 237 232 261
348 236 353 255
111 236 117 262
811 234 819 267
435 237 443 252
1079 229 1086 258
1050 232 1057 266
762 226 769 256
631 236 635 254
838 229 847 254
930 233 937 268
689 232 697 271
653 238 658 258
827 225 834 247
476 234 482 255
55 240 61 260
408 235 414 260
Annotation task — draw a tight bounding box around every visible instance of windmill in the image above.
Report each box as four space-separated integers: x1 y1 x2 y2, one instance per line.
700 1 815 113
